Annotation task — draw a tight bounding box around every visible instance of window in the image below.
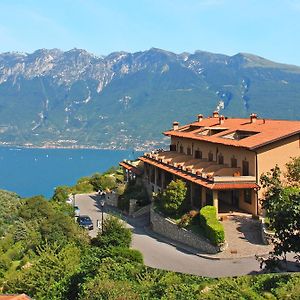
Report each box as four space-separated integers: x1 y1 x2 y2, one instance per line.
208 151 213 161
179 145 184 153
195 150 202 159
222 130 259 140
244 189 252 204
170 144 176 151
187 147 192 155
218 154 224 165
197 128 227 136
242 160 249 176
231 157 237 168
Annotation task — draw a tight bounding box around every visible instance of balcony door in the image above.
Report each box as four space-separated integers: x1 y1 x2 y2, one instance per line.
242 160 249 176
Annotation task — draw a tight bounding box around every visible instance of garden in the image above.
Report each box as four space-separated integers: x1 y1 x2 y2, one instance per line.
154 179 225 246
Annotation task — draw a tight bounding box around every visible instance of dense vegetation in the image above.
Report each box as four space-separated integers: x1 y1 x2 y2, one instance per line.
260 157 300 267
52 166 124 203
0 189 299 299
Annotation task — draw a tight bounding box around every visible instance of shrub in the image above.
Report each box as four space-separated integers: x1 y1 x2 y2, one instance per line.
117 195 130 212
79 277 139 300
178 210 199 228
94 216 132 248
109 247 144 264
199 206 225 245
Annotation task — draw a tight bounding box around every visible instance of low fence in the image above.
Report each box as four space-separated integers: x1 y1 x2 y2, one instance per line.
150 207 222 254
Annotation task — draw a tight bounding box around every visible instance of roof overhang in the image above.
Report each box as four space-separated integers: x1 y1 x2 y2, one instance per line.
140 156 258 190
119 161 143 176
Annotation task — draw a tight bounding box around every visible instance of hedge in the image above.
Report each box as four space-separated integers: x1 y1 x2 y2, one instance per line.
199 206 225 245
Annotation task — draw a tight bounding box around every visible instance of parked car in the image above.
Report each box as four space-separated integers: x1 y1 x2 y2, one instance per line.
77 215 93 230
66 196 73 205
74 205 80 217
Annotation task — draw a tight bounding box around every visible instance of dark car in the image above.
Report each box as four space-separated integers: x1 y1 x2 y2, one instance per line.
77 215 93 230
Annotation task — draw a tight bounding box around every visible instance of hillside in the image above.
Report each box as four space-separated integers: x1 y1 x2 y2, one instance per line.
0 48 300 149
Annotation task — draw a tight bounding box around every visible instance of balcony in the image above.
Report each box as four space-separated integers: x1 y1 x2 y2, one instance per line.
143 150 256 184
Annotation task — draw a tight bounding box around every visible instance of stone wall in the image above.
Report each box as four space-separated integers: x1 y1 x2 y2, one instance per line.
150 207 221 254
105 192 118 207
131 204 151 218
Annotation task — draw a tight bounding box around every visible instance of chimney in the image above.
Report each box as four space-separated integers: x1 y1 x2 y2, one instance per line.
197 114 203 122
213 111 219 118
219 115 225 125
173 121 179 130
250 113 257 123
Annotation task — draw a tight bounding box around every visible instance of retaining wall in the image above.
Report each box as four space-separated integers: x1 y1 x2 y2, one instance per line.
150 207 221 254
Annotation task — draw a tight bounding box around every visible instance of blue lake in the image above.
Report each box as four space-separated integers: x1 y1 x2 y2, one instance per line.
0 147 142 198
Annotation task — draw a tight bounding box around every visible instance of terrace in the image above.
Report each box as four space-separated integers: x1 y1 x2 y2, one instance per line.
143 150 256 185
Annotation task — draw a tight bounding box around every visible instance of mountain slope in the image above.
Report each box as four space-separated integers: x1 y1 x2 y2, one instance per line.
0 48 299 149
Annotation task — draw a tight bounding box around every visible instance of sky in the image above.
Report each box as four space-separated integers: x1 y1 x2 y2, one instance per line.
1 0 300 65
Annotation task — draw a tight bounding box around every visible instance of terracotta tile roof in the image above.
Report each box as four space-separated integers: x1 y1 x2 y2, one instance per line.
140 156 258 190
0 295 31 300
119 161 143 175
164 116 300 150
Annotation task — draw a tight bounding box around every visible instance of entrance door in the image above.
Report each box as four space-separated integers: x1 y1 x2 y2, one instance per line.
231 190 239 208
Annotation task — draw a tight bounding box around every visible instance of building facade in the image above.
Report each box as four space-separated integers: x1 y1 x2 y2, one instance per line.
136 112 300 215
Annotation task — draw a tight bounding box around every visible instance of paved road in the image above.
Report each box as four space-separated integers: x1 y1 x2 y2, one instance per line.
75 193 297 277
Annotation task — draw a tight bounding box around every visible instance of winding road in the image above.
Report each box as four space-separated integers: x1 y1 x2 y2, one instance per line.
75 193 296 277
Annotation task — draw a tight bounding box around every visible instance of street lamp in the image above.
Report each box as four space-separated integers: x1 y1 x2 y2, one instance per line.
100 199 105 233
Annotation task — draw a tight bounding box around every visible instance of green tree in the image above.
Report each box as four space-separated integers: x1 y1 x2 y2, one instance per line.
3 242 81 300
286 156 300 187
99 174 117 191
52 186 70 203
0 190 20 237
260 165 300 267
161 180 187 215
93 216 132 248
89 173 102 191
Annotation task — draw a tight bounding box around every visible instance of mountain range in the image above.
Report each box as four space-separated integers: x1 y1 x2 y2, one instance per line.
0 48 300 149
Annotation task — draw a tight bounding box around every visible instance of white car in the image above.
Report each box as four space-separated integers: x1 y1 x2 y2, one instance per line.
66 197 73 205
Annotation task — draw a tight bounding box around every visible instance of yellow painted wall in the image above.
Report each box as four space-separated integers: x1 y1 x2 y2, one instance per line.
171 136 256 176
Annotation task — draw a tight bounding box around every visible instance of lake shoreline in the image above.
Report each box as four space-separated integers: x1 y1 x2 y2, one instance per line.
0 148 142 198
0 143 148 152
